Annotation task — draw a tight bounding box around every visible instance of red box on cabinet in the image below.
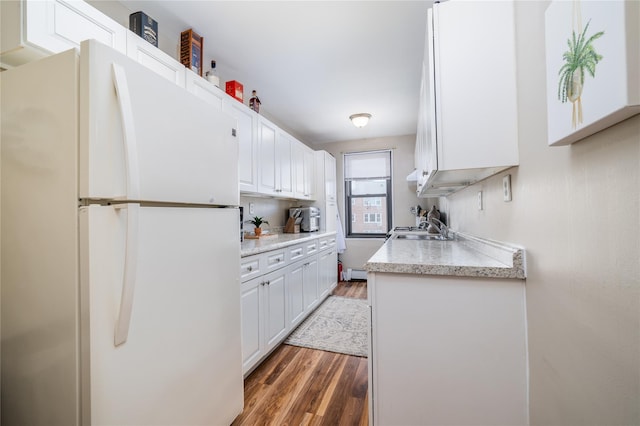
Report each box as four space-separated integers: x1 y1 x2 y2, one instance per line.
225 80 244 103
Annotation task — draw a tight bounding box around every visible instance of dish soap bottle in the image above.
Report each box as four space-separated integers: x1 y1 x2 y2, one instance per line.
205 60 219 87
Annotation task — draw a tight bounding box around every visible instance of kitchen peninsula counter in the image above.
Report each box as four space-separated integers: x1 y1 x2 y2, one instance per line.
365 232 525 279
241 231 336 257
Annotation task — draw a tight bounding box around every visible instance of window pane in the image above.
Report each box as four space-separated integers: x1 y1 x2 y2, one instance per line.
352 179 387 196
350 196 389 234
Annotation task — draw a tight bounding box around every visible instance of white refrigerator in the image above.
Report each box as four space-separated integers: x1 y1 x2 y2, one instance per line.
1 40 243 425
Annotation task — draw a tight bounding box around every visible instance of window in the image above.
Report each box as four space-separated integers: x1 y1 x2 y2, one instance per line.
363 213 382 223
344 150 392 237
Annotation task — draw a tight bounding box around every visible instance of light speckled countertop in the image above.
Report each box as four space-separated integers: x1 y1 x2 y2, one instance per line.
241 231 337 257
365 232 525 279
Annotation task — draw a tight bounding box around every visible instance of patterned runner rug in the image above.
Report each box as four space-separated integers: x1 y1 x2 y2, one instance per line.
285 296 369 357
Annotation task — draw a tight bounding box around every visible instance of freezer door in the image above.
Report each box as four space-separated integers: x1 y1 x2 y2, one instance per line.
79 205 243 425
79 40 238 206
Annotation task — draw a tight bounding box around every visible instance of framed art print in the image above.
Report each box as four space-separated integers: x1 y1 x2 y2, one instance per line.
544 0 639 146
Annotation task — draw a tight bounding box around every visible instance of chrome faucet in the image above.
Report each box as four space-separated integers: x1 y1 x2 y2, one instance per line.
425 217 450 240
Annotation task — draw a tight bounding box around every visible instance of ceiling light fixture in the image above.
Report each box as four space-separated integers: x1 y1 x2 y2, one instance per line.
349 113 372 128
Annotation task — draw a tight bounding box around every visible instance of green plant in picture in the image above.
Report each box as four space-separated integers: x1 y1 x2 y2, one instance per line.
557 19 604 128
249 216 269 235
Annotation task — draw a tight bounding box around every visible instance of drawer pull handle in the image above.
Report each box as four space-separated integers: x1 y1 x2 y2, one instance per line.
247 266 253 272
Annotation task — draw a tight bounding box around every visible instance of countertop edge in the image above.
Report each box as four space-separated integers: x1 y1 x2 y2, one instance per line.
241 231 337 257
365 231 526 280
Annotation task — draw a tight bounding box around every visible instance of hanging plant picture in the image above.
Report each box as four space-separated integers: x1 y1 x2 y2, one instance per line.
544 0 639 146
557 18 604 129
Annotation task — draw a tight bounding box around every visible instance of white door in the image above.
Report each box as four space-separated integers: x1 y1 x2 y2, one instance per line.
80 205 243 425
79 40 238 206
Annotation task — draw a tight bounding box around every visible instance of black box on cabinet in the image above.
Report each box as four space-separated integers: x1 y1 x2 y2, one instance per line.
129 11 158 47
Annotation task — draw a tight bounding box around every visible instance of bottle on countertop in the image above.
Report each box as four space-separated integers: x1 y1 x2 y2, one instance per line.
205 60 220 87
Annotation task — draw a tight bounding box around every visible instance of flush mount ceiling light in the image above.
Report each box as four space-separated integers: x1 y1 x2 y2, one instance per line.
349 113 372 128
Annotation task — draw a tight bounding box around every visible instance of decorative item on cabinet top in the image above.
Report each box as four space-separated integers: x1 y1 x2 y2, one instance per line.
180 29 203 76
226 80 244 102
249 90 261 113
129 11 158 47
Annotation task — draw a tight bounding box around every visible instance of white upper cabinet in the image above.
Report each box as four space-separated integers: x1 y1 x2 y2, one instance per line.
293 142 316 200
125 32 185 87
416 0 519 197
257 117 295 198
1 0 126 68
275 131 294 198
224 99 259 193
185 70 225 111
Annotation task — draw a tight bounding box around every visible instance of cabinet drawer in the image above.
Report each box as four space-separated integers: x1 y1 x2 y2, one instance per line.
306 240 319 256
240 256 261 282
318 239 329 251
265 250 286 272
287 244 305 262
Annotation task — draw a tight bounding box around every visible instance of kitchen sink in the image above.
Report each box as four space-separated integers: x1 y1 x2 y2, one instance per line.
392 233 450 241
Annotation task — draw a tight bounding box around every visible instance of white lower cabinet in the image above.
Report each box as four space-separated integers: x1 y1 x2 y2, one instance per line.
302 257 319 312
288 256 318 328
240 267 287 375
240 235 335 376
368 272 528 425
288 261 306 328
318 246 337 299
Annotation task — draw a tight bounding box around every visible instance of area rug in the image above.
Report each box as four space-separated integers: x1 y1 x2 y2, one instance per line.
285 296 369 357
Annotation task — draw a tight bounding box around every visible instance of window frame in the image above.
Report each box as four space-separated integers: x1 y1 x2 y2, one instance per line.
344 149 393 238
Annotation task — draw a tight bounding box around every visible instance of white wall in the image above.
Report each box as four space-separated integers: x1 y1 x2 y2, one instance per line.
442 2 639 424
315 134 433 270
240 195 307 234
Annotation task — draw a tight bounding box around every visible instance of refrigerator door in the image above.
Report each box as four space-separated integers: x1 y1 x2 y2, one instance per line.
79 40 238 206
79 205 243 425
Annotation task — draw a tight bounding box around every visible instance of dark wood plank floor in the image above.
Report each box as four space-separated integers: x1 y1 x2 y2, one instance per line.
232 281 368 426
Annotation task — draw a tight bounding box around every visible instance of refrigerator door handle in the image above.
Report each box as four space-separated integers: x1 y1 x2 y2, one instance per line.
111 63 141 200
114 203 140 346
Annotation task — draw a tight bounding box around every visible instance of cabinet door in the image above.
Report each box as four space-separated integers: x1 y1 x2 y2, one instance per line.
1 0 127 67
224 100 258 193
276 131 294 197
264 270 287 352
288 262 306 328
318 249 337 299
303 148 316 200
432 1 518 170
257 117 278 195
292 141 306 199
302 258 319 311
185 69 224 110
324 153 337 203
126 32 185 87
303 257 319 310
241 277 263 374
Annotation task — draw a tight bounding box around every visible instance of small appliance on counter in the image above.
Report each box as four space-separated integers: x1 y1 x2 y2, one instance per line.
289 207 320 232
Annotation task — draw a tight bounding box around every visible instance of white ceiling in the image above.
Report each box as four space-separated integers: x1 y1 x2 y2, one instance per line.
118 1 431 145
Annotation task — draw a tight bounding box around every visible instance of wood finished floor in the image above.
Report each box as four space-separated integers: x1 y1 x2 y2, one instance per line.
232 280 368 426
